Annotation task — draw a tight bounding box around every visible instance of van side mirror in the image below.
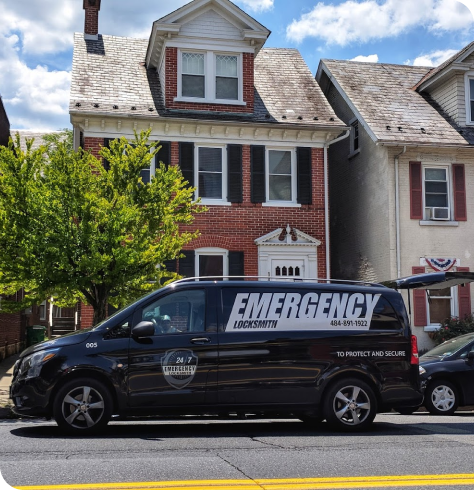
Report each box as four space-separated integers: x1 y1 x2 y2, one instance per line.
132 321 155 338
467 351 474 362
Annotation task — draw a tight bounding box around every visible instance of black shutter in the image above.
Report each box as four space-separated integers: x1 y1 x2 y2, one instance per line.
163 259 177 273
251 145 265 203
157 141 171 169
179 251 195 278
229 251 244 278
227 144 243 203
179 142 194 190
297 147 312 205
102 138 112 170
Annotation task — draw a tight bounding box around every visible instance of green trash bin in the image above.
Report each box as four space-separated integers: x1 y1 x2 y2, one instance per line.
27 325 46 346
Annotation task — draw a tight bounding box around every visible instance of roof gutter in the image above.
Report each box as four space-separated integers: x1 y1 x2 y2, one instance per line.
394 146 406 279
324 129 351 279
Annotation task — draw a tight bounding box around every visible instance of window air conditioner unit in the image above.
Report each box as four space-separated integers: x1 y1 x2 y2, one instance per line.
430 207 450 220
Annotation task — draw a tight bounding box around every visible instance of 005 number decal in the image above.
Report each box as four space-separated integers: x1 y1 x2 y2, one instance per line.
86 342 98 348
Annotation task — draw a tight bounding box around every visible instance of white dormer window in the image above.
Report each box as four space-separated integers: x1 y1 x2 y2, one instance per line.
177 50 244 105
182 52 205 98
216 55 238 100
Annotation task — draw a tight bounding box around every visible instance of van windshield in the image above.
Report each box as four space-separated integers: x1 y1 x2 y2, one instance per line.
423 334 474 358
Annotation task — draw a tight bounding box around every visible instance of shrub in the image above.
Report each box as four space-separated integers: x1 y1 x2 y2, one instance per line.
430 315 474 345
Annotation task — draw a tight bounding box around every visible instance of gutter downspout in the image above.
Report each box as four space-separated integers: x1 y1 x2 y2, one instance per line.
324 129 351 279
395 146 406 279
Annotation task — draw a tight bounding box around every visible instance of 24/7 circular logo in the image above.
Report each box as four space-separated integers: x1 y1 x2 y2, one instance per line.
161 350 198 389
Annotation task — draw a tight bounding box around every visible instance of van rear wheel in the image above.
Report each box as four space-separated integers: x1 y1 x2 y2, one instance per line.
53 378 113 435
323 378 376 431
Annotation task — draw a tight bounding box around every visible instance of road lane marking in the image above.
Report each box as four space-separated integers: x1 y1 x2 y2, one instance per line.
12 474 474 490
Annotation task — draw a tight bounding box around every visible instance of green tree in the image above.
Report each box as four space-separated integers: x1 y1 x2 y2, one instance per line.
42 128 73 152
0 130 204 326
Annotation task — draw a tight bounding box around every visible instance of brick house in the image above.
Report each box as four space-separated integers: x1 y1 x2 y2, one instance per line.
316 45 474 351
70 0 347 328
0 104 27 360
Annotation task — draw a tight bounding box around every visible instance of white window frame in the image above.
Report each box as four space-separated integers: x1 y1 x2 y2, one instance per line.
140 153 156 185
195 144 230 206
426 286 458 328
349 118 360 157
422 164 452 222
464 72 474 125
195 248 229 277
176 49 245 106
264 147 298 207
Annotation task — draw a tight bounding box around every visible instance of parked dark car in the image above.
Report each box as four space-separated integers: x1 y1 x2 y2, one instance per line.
419 333 474 415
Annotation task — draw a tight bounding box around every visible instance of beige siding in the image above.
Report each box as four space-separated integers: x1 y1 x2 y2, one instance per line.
394 147 474 351
180 10 242 40
430 74 464 125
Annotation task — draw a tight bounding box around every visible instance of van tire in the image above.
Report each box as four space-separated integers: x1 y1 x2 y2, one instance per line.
323 378 376 431
53 378 113 435
424 380 458 415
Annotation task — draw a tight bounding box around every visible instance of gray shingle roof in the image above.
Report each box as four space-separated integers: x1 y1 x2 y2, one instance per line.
322 59 474 146
9 130 53 152
70 33 344 129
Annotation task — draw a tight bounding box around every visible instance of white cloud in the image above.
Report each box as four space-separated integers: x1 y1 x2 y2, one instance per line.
286 0 473 45
350 54 379 62
408 49 459 66
236 0 274 12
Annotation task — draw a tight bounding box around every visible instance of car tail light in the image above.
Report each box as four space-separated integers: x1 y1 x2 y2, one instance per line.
411 335 419 365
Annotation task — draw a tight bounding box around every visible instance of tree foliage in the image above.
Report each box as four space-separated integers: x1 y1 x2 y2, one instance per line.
0 130 204 324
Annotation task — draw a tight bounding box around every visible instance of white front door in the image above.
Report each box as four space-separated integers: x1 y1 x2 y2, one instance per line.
271 258 306 281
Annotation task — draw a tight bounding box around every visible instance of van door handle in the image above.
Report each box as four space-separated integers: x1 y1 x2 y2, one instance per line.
190 337 211 344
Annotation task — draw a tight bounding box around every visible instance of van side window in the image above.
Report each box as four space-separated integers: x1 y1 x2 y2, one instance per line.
103 319 131 339
370 297 401 330
140 289 206 335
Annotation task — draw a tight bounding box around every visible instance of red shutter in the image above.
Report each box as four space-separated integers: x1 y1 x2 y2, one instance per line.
457 267 471 319
412 266 427 326
453 164 467 221
409 162 423 220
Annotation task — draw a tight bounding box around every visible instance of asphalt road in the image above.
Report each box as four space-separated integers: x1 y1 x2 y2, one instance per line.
1 412 474 489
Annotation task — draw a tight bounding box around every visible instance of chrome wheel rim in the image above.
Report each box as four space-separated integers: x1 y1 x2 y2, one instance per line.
61 385 105 430
431 385 456 412
333 385 371 426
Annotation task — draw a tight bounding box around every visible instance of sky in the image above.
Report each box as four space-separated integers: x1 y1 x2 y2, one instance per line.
1 0 474 131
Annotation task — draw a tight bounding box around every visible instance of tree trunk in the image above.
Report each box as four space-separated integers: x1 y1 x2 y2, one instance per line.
92 286 108 326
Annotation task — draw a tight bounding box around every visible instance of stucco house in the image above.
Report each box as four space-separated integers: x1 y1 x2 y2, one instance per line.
316 45 474 350
70 0 347 327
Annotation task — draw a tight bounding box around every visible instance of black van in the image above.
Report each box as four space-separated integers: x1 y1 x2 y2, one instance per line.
11 273 469 434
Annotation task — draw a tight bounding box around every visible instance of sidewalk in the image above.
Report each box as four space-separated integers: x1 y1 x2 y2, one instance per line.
0 353 19 418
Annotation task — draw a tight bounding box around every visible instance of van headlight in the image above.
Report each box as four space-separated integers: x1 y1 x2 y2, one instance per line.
419 366 426 375
19 349 60 379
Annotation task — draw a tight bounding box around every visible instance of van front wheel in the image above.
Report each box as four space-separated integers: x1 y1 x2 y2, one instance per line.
323 378 376 431
53 378 113 435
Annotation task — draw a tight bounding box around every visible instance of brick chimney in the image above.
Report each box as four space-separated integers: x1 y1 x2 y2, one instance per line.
83 0 101 41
